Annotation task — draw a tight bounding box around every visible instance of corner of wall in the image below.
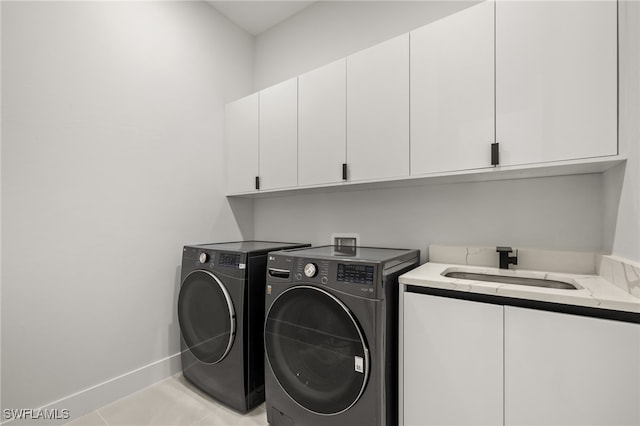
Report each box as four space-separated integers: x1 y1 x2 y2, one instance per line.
228 197 256 240
0 0 4 417
602 0 640 262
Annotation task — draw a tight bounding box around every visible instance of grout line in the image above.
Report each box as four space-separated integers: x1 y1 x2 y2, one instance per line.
96 410 110 426
191 411 211 426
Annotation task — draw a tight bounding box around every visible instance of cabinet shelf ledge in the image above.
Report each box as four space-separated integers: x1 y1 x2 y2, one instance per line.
226 156 626 199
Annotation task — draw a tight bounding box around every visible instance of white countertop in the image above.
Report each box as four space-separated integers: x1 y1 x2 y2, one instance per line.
399 262 640 314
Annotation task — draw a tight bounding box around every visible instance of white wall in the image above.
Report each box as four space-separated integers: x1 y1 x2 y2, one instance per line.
603 0 640 262
252 1 629 261
254 1 477 90
1 1 254 420
254 176 603 262
0 1 4 417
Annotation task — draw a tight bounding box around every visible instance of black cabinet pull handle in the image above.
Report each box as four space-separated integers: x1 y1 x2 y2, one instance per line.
342 163 348 181
491 143 499 166
255 176 260 190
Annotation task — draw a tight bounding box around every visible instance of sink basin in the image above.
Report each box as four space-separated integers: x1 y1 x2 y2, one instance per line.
443 271 579 290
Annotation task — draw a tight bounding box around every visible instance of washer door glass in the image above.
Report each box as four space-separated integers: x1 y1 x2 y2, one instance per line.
178 270 235 364
265 286 369 415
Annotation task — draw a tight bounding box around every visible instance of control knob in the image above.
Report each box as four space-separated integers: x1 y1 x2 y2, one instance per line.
198 252 209 264
303 263 318 278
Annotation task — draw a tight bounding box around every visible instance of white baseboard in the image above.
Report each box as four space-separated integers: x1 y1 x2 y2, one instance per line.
2 353 182 426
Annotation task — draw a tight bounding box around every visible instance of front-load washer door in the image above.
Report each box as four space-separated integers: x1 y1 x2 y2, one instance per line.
178 270 236 364
265 286 369 415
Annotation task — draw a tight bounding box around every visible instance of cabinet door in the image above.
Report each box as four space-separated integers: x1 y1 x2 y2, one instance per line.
403 293 503 426
226 93 258 194
298 59 346 186
496 1 617 166
347 34 409 181
259 77 298 190
410 1 494 175
505 307 640 426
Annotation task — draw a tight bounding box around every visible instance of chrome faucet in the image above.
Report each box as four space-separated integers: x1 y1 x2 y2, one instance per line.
497 246 518 269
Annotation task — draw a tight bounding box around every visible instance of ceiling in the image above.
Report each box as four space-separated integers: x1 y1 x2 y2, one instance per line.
208 1 316 35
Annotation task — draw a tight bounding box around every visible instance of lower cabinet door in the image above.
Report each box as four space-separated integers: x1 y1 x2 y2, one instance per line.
504 307 640 426
403 292 503 426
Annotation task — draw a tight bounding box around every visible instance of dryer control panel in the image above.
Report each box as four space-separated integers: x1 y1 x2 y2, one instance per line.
182 247 247 278
219 252 242 269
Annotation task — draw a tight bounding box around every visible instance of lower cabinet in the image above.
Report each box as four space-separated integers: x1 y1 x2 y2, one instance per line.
505 307 640 426
403 293 503 426
402 291 640 426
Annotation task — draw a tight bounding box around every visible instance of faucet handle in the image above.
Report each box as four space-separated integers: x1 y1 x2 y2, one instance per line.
497 246 518 269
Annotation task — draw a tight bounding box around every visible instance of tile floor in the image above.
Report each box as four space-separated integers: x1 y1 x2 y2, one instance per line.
66 375 267 426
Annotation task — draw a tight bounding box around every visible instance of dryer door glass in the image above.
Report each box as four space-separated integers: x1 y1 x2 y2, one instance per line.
178 270 236 364
265 286 369 415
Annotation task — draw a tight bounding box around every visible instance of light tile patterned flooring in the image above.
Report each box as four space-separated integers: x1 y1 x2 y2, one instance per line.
66 375 267 426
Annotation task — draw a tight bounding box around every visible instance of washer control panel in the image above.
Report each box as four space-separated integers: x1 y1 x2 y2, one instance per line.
290 258 379 298
337 263 374 285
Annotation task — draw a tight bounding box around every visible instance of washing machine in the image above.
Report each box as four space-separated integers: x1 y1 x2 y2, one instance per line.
178 241 310 413
264 245 420 426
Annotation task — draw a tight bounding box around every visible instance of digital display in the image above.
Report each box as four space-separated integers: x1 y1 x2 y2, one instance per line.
219 253 241 268
337 264 374 285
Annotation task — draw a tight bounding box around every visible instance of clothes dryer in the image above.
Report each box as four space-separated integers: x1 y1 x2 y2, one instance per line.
264 245 419 425
179 241 309 413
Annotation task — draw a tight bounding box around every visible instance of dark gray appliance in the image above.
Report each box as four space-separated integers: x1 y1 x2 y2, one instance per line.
264 245 420 426
178 241 310 413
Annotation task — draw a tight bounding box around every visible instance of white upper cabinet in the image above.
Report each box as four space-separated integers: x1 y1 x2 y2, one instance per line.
259 77 298 190
227 0 620 196
496 1 618 166
347 34 409 182
226 93 258 194
298 59 347 187
410 1 495 175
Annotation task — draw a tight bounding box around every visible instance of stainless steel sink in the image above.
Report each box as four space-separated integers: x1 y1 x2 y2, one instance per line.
443 271 579 290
